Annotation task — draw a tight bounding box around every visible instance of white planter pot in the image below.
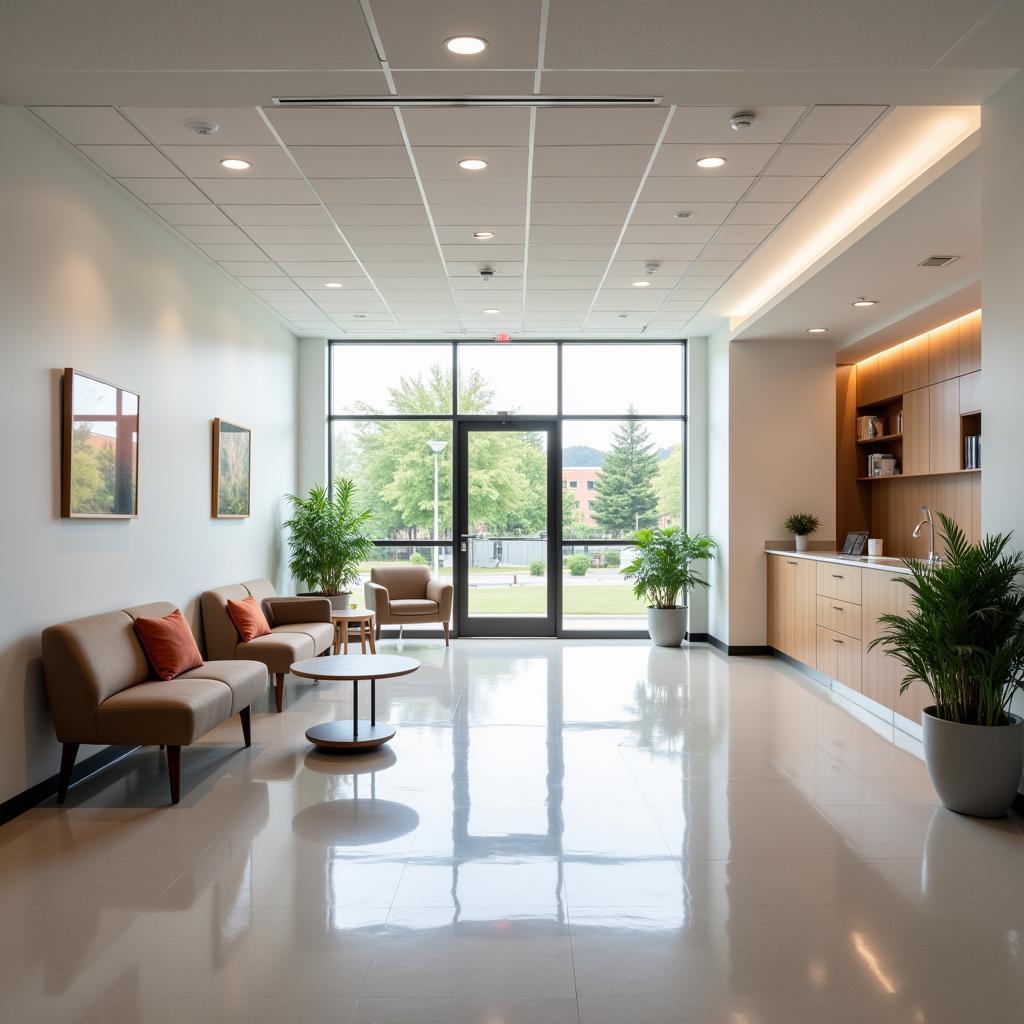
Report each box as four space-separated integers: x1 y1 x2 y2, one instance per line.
922 707 1024 817
330 592 351 612
646 607 687 648
794 535 809 552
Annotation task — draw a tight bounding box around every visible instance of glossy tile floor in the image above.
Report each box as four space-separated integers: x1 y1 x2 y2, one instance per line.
3 640 1023 1024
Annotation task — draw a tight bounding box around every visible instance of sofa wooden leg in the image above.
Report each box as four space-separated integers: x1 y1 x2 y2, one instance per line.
443 622 450 647
57 742 79 804
274 673 285 713
167 746 181 805
240 706 252 748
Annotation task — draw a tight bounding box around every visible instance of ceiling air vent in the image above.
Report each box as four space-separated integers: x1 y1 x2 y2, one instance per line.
917 255 959 268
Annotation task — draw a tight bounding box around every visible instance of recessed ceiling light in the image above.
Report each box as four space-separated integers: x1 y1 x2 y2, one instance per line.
696 156 726 169
483 308 501 314
632 280 651 288
617 313 629 319
673 210 695 220
353 313 368 319
459 158 488 171
445 35 487 55
807 327 828 334
851 298 878 307
325 282 343 289
473 231 495 239
220 158 251 170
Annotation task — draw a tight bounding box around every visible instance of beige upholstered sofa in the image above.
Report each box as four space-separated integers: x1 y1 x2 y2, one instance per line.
41 602 267 805
200 579 333 712
364 565 453 645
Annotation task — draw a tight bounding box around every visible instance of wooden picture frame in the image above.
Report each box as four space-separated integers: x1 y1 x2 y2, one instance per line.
212 418 252 518
61 368 140 519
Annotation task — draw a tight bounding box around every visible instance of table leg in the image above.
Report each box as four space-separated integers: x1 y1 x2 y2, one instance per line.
353 679 359 739
343 623 349 655
333 623 341 656
360 620 367 654
368 619 377 654
371 678 376 726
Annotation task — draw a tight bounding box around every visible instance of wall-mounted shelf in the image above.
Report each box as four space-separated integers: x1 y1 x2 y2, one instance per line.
856 433 902 445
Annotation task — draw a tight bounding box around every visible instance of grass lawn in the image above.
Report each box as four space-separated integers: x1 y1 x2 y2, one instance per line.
469 584 644 616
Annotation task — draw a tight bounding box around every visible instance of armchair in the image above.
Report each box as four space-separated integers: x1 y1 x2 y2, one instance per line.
364 565 453 645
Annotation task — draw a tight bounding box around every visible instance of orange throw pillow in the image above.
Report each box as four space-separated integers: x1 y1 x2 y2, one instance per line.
134 609 204 681
226 595 272 642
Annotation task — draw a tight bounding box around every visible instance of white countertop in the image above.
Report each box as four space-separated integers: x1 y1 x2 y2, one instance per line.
764 549 913 574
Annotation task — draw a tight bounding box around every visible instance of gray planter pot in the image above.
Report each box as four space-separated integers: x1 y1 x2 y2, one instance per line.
330 592 351 612
646 607 687 648
794 534 809 552
922 707 1024 818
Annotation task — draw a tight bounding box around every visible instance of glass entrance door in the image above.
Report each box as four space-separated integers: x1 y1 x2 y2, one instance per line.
456 420 558 637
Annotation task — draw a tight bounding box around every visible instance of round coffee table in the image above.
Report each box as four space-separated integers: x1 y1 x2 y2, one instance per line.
290 653 419 751
331 607 376 655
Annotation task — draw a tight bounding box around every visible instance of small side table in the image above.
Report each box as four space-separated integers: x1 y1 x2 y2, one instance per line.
331 607 376 655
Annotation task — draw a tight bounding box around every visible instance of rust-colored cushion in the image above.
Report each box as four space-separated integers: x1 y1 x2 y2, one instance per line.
227 595 272 642
133 609 204 681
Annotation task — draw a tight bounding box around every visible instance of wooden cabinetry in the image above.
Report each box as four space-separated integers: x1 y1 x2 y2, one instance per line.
767 554 816 665
929 377 960 475
815 561 862 604
958 310 981 375
959 370 981 414
901 387 930 476
856 354 880 406
876 345 903 400
901 333 930 391
816 596 861 639
861 570 908 711
929 320 960 384
815 626 863 691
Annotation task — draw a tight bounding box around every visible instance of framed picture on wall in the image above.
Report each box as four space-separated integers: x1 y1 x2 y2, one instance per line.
212 418 251 518
61 368 140 518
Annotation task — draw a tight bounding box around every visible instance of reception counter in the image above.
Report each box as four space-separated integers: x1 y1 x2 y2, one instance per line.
765 549 927 738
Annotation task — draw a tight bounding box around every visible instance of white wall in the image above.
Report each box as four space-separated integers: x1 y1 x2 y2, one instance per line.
705 333 731 643
0 107 298 804
297 336 328 496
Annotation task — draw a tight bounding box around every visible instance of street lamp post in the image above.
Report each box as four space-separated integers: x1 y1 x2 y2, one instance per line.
426 440 447 576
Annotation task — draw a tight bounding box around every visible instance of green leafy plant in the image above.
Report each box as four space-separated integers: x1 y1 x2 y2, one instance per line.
602 548 621 568
409 551 426 565
284 479 374 596
869 513 1024 726
566 553 591 577
621 527 717 609
784 512 820 537
529 560 546 577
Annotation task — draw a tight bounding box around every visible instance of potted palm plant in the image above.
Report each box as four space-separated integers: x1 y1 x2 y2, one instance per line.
870 513 1024 817
784 512 820 552
622 526 717 647
284 479 374 611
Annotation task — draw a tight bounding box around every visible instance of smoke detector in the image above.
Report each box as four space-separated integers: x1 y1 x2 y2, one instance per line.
643 262 660 276
185 118 220 137
730 111 756 131
479 268 496 282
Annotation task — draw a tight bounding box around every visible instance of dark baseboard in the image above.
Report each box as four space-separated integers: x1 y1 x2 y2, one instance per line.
705 634 771 657
685 632 710 644
0 744 137 828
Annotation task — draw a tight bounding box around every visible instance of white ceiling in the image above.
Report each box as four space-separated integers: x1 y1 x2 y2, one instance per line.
5 0 1020 339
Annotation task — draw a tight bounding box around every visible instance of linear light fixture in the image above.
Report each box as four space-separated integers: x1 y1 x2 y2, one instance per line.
272 95 662 108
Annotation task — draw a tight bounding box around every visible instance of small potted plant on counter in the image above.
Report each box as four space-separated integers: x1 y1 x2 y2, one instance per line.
284 478 374 611
870 513 1024 817
622 526 717 648
784 512 820 552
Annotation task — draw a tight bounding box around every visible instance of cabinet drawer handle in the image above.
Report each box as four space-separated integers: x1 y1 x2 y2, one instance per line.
786 560 798 565
833 638 844 644
832 605 844 612
831 574 844 579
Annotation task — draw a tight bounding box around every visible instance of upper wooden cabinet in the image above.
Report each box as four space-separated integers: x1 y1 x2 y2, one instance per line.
929 378 961 475
856 354 880 406
876 345 903 401
929 320 960 384
960 370 981 414
958 309 981 375
902 387 930 476
901 333 930 391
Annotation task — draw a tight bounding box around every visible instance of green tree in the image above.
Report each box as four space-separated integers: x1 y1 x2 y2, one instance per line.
591 410 660 538
656 444 682 525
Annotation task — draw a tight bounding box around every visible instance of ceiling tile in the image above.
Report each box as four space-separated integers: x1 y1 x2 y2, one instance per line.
745 176 819 202
715 223 773 244
531 178 639 203
370 0 542 69
196 242 268 261
446 261 524 277
728 202 795 225
436 225 526 245
219 261 286 278
276 261 365 277
261 243 352 262
177 224 250 243
533 145 652 178
701 242 758 260
291 146 413 178
222 204 330 225
669 288 717 300
241 279 300 292
616 242 703 261
312 178 423 204
664 106 806 144
529 260 611 276
117 177 207 203
610 258 694 276
639 177 753 202
535 108 670 146
328 203 430 226
80 145 182 177
593 290 665 311
622 224 717 244
429 203 525 226
630 202 734 225
298 279 377 292
530 224 620 244
248 288 309 302
160 145 300 178
196 178 316 204
790 105 886 144
530 202 630 225
345 225 438 244
265 108 404 146
402 108 530 147
529 243 616 261
651 143 777 177
424 178 527 204
394 69 537 95
121 107 275 145
660 299 704 312
362 261 449 277
31 106 145 144
352 244 440 262
690 259 743 275
243 225 341 244
412 146 528 180
149 203 231 226
602 274 680 290
766 144 848 176
441 243 524 261
680 274 729 289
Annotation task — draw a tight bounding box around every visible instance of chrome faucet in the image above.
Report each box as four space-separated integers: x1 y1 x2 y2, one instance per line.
912 505 940 565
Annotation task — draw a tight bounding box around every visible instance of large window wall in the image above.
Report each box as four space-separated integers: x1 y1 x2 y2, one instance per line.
329 341 685 634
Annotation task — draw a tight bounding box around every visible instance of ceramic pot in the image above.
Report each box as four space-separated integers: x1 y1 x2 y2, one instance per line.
794 535 809 552
330 592 351 612
646 607 687 648
922 707 1024 818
